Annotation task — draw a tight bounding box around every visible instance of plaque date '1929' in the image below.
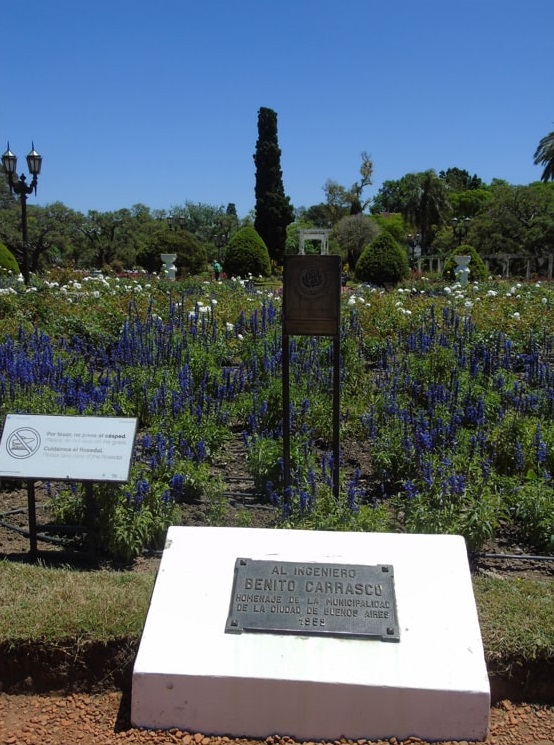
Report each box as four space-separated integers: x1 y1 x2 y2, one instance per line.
225 558 399 642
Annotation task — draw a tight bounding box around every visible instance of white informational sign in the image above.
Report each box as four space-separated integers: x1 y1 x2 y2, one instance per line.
0 414 138 482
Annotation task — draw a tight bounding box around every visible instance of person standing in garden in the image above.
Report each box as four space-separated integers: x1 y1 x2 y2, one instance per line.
213 260 222 280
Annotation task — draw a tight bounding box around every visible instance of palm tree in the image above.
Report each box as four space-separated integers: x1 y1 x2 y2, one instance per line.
533 129 554 183
401 170 450 253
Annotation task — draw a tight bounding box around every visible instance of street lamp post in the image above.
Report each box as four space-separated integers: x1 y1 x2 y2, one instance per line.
167 215 186 231
1 142 43 285
451 217 470 247
406 232 421 269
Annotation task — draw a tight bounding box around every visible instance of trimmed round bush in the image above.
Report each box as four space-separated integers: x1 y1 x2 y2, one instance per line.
443 244 488 282
0 242 20 275
223 226 271 278
355 231 409 286
138 230 207 276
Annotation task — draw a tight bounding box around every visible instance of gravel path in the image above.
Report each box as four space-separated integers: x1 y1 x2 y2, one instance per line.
1 693 554 745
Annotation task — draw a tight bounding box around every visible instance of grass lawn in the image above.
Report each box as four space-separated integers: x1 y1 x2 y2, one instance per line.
0 559 552 681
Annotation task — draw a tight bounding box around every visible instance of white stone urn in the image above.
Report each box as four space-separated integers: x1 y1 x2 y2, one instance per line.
160 253 177 280
454 255 471 286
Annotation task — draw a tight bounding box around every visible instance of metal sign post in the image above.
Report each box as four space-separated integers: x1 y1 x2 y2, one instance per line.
0 414 137 560
282 255 341 501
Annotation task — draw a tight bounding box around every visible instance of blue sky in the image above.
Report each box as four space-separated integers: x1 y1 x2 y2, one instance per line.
2 0 552 218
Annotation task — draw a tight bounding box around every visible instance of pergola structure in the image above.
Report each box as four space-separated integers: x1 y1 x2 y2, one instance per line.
298 228 331 255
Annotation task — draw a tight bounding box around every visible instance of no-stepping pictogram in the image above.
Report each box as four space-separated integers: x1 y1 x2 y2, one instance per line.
6 427 41 459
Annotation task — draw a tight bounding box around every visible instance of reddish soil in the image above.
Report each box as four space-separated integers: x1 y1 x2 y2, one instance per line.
0 692 553 745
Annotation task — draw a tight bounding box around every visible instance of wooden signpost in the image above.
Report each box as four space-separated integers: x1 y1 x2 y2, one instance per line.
282 255 341 500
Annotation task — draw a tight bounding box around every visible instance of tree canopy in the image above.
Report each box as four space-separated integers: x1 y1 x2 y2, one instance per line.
320 152 374 225
331 213 380 269
2 142 554 278
371 170 450 253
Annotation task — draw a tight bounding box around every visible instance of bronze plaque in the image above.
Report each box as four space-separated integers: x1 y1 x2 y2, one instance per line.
283 255 341 336
225 558 399 642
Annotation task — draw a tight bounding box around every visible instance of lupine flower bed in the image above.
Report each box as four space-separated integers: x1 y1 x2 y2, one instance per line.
0 270 553 560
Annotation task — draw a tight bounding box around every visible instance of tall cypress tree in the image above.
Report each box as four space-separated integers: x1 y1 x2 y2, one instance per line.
253 107 294 265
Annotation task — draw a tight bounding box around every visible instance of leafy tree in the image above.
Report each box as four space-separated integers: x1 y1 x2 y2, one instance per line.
437 168 491 223
372 171 450 252
469 181 554 272
370 213 408 244
0 171 15 209
212 211 241 258
73 205 160 270
0 200 85 273
372 170 488 250
322 179 351 225
449 188 492 219
355 231 409 286
170 202 225 243
123 203 166 268
64 203 162 270
253 107 294 264
534 128 554 183
169 201 240 262
30 202 87 271
331 213 380 269
285 217 312 256
439 167 484 191
77 210 131 268
370 178 408 216
322 152 374 224
223 226 271 278
297 203 331 227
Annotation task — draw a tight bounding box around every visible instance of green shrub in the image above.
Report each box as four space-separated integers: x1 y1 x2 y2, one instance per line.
49 477 181 562
137 229 207 276
506 473 554 552
223 226 271 278
443 244 488 282
0 241 20 274
355 231 409 286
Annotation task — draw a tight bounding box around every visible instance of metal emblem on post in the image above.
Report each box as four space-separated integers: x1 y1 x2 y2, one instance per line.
283 255 341 336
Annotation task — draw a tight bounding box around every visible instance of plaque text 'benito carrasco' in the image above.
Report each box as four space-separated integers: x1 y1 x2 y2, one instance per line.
225 558 399 642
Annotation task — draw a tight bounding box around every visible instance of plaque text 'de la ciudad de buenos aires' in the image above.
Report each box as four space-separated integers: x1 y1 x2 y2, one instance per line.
226 558 399 642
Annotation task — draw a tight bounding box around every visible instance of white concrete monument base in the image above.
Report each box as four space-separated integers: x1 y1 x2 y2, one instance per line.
132 527 490 741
